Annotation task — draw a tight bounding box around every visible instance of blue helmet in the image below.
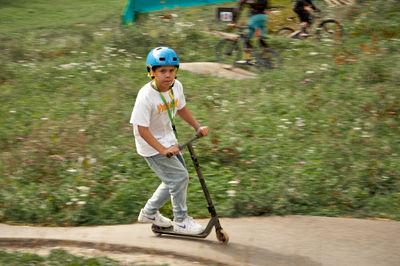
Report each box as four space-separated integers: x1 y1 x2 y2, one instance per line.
146 47 179 72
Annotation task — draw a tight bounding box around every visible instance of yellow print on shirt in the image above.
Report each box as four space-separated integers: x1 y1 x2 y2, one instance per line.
157 99 179 114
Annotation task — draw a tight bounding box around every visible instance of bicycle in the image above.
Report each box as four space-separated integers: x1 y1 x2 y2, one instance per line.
215 25 282 72
277 11 343 43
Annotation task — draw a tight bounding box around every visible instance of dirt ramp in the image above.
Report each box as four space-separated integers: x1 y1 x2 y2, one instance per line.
180 62 257 80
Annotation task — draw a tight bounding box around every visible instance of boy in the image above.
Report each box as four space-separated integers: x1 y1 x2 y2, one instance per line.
292 0 320 35
234 0 269 61
130 47 209 235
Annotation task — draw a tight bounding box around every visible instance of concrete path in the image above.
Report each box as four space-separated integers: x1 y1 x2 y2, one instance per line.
1 216 399 266
180 62 257 80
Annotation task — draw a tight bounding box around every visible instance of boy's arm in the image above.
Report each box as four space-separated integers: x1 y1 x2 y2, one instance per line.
177 106 209 136
137 125 180 156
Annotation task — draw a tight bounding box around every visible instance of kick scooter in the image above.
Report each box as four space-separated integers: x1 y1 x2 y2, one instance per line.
151 133 229 244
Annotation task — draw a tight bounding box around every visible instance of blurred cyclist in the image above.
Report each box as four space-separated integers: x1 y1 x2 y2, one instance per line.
234 0 269 62
292 0 320 36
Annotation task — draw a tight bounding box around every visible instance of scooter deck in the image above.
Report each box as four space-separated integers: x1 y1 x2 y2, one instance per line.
151 224 211 238
151 216 220 239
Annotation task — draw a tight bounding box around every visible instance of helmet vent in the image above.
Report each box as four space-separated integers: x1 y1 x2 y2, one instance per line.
173 57 177 61
159 57 166 61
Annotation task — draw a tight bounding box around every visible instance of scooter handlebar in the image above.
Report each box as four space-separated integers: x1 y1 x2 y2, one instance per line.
166 132 203 158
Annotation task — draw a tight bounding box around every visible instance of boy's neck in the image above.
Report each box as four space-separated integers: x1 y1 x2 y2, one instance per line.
152 81 170 92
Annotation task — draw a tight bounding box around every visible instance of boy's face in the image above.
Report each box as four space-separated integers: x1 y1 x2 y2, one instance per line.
152 65 177 91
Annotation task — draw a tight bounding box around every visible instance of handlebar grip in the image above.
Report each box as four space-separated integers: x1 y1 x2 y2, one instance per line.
166 132 204 158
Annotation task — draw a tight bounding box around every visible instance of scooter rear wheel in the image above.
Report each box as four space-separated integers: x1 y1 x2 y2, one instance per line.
151 224 162 237
216 229 229 244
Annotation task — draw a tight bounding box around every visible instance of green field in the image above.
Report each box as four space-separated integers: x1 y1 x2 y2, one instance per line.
0 0 399 227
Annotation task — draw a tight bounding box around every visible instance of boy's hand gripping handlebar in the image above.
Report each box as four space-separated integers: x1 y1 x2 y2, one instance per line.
166 132 203 158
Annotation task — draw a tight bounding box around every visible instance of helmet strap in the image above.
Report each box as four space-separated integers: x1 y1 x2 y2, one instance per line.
148 69 155 79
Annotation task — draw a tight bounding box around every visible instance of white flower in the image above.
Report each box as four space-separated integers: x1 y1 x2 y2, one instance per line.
227 190 236 197
309 52 318 55
67 169 77 173
77 186 90 192
78 156 85 164
228 180 240 185
77 201 86 205
60 63 80 69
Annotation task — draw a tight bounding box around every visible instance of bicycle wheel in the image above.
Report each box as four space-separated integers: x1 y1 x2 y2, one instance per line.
277 27 295 38
215 39 241 67
316 19 344 42
253 48 283 70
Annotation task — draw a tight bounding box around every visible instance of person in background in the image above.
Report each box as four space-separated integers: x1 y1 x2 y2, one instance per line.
292 0 320 36
234 0 269 62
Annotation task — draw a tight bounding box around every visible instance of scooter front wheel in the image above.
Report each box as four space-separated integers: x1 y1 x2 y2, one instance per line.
216 229 229 244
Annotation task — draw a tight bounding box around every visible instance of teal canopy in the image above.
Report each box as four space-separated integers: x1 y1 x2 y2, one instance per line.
122 0 235 24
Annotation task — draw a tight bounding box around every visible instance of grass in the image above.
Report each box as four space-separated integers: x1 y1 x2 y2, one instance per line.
0 248 166 266
0 0 399 227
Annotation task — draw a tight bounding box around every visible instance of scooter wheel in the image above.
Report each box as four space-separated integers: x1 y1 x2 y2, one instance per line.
151 224 162 237
216 229 229 244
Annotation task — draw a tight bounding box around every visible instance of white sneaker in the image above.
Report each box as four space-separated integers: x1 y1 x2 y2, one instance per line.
173 216 204 235
138 209 172 227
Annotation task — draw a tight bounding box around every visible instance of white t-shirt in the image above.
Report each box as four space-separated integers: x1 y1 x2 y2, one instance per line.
130 79 186 157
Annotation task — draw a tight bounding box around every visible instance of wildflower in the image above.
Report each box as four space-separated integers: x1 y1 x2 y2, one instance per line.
16 137 25 140
59 63 79 69
228 180 240 185
24 146 31 149
309 52 318 56
28 160 35 163
245 161 252 165
77 186 90 193
227 190 236 197
247 205 254 209
49 155 66 161
250 178 257 182
298 161 306 165
67 169 78 173
77 201 86 205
